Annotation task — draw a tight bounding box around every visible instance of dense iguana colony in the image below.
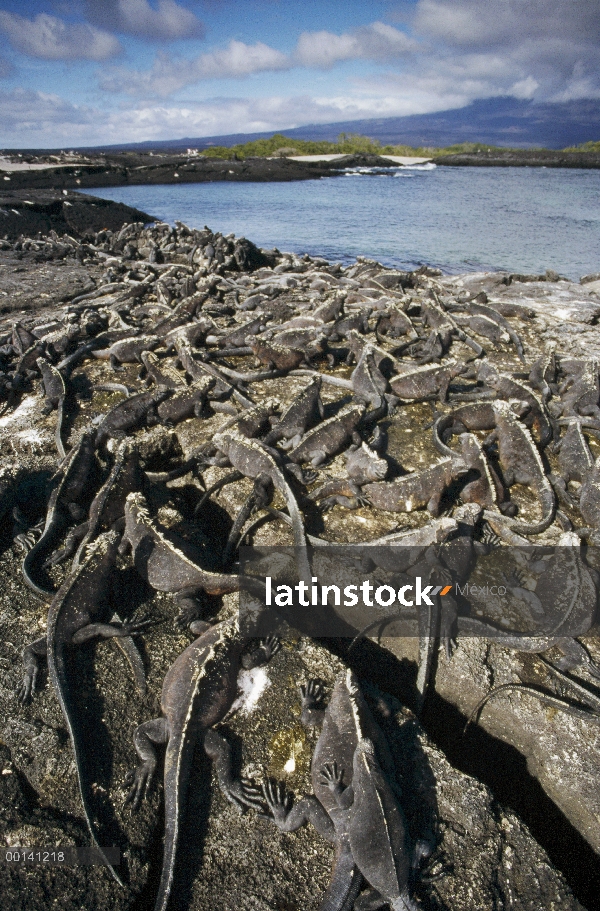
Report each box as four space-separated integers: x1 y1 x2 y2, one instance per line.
1 217 600 910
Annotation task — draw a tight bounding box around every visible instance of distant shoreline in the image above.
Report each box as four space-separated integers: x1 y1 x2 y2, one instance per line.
1 147 600 195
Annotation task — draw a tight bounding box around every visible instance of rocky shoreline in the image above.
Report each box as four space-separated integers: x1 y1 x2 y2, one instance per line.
1 216 600 910
0 190 153 244
436 148 600 168
1 147 599 199
0 153 377 193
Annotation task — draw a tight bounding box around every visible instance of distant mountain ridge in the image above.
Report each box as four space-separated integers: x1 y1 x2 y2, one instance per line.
86 97 600 153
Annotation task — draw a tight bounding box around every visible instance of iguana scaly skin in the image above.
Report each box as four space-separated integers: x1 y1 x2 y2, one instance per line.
126 617 277 911
122 491 241 623
483 400 556 536
263 671 429 911
212 430 311 584
20 531 151 885
365 457 468 516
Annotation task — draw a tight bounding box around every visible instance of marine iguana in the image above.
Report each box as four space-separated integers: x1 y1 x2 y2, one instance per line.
287 403 365 468
46 439 143 569
482 400 556 536
212 430 311 584
121 491 242 626
262 376 324 448
457 432 515 515
364 456 469 516
559 358 600 425
156 377 215 425
140 350 186 389
351 345 396 411
390 361 469 403
92 335 160 370
550 420 595 506
476 361 553 446
125 616 279 911
457 529 600 678
262 671 432 911
93 386 172 450
213 313 272 347
37 356 67 458
22 432 96 597
18 530 153 885
248 336 311 371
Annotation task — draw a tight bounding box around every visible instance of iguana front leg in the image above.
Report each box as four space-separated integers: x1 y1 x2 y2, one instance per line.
70 616 155 645
174 587 207 630
242 635 281 669
299 678 327 726
43 521 89 567
320 762 354 811
261 778 335 841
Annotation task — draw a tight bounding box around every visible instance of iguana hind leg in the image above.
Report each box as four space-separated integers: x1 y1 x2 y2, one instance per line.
203 729 264 812
125 717 169 811
17 636 47 704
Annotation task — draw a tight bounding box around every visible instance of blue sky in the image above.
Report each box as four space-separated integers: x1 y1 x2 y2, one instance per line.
0 1 599 148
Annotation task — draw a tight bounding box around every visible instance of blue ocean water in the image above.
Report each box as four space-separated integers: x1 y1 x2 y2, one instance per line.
89 164 600 280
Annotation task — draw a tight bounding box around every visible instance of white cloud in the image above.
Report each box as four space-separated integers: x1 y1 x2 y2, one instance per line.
0 88 95 142
0 11 121 61
99 40 289 96
97 22 416 98
295 21 415 68
509 76 539 99
0 87 478 148
84 0 205 41
414 0 600 47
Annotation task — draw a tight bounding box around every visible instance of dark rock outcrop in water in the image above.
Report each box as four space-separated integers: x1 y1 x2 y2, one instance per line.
0 190 153 242
0 154 381 193
1 216 600 910
436 148 600 169
2 149 599 200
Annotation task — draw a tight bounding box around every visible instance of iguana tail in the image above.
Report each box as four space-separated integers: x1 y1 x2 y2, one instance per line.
320 837 363 911
279 475 312 586
153 734 195 911
486 484 555 536
55 394 67 460
47 645 125 886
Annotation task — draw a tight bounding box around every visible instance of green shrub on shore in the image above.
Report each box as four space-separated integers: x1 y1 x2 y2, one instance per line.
198 133 600 160
199 132 434 159
563 140 600 153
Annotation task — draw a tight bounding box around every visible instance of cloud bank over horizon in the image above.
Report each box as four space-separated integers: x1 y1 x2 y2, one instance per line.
0 0 598 148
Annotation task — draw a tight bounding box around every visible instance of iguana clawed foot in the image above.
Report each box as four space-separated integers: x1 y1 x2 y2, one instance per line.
225 778 266 814
242 635 281 668
300 678 325 708
261 778 292 823
16 669 38 705
320 761 344 796
124 759 156 811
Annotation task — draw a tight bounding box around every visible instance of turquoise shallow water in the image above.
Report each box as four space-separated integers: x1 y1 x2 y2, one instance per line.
89 164 600 280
